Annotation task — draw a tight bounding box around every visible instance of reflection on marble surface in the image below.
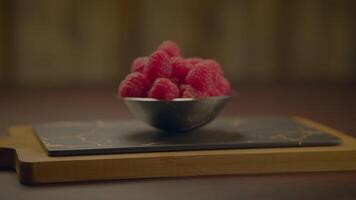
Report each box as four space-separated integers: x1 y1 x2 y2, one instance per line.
33 117 341 156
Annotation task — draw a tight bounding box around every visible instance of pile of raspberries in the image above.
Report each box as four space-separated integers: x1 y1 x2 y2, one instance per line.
119 40 231 100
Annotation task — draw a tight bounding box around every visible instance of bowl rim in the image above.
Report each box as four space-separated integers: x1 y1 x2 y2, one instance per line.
122 95 231 102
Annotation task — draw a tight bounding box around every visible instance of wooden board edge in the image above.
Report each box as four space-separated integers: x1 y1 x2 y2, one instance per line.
21 146 356 184
4 118 356 184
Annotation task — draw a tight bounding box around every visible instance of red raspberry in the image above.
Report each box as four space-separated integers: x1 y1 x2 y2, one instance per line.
185 62 214 92
119 72 149 97
131 57 148 73
179 84 195 97
207 88 221 96
186 57 203 65
216 77 231 95
148 78 179 100
145 50 172 81
203 59 223 84
171 57 192 84
182 90 200 98
120 40 232 99
180 84 206 98
204 59 223 75
157 40 181 57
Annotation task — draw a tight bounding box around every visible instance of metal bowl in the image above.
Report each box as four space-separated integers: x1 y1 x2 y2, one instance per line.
124 96 230 132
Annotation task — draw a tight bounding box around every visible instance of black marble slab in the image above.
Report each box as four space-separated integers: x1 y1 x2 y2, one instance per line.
33 117 341 156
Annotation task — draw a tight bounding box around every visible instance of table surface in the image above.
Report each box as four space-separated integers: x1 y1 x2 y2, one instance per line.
1 84 356 200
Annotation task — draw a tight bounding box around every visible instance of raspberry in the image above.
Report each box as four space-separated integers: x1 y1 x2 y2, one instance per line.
171 57 192 84
185 63 214 92
157 40 181 57
179 84 195 97
131 57 148 73
148 78 179 100
186 57 203 65
119 72 149 97
145 50 172 81
203 59 223 84
119 40 232 99
180 84 206 98
204 59 223 75
216 77 231 95
182 90 200 98
207 88 221 96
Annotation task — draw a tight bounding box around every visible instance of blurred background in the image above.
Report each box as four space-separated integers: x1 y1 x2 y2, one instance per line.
0 0 355 88
2 1 356 196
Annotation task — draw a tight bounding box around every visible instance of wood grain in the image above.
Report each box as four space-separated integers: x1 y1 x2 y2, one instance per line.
0 116 355 184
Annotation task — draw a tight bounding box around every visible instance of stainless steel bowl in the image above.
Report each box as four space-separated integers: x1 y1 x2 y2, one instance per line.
124 96 230 132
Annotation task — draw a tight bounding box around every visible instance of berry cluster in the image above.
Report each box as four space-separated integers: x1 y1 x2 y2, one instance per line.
119 40 231 100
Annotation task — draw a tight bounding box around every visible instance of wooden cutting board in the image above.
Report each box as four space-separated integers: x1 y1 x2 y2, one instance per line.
0 117 356 184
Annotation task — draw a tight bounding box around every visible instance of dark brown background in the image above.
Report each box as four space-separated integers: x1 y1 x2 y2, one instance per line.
1 0 356 87
1 0 356 199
